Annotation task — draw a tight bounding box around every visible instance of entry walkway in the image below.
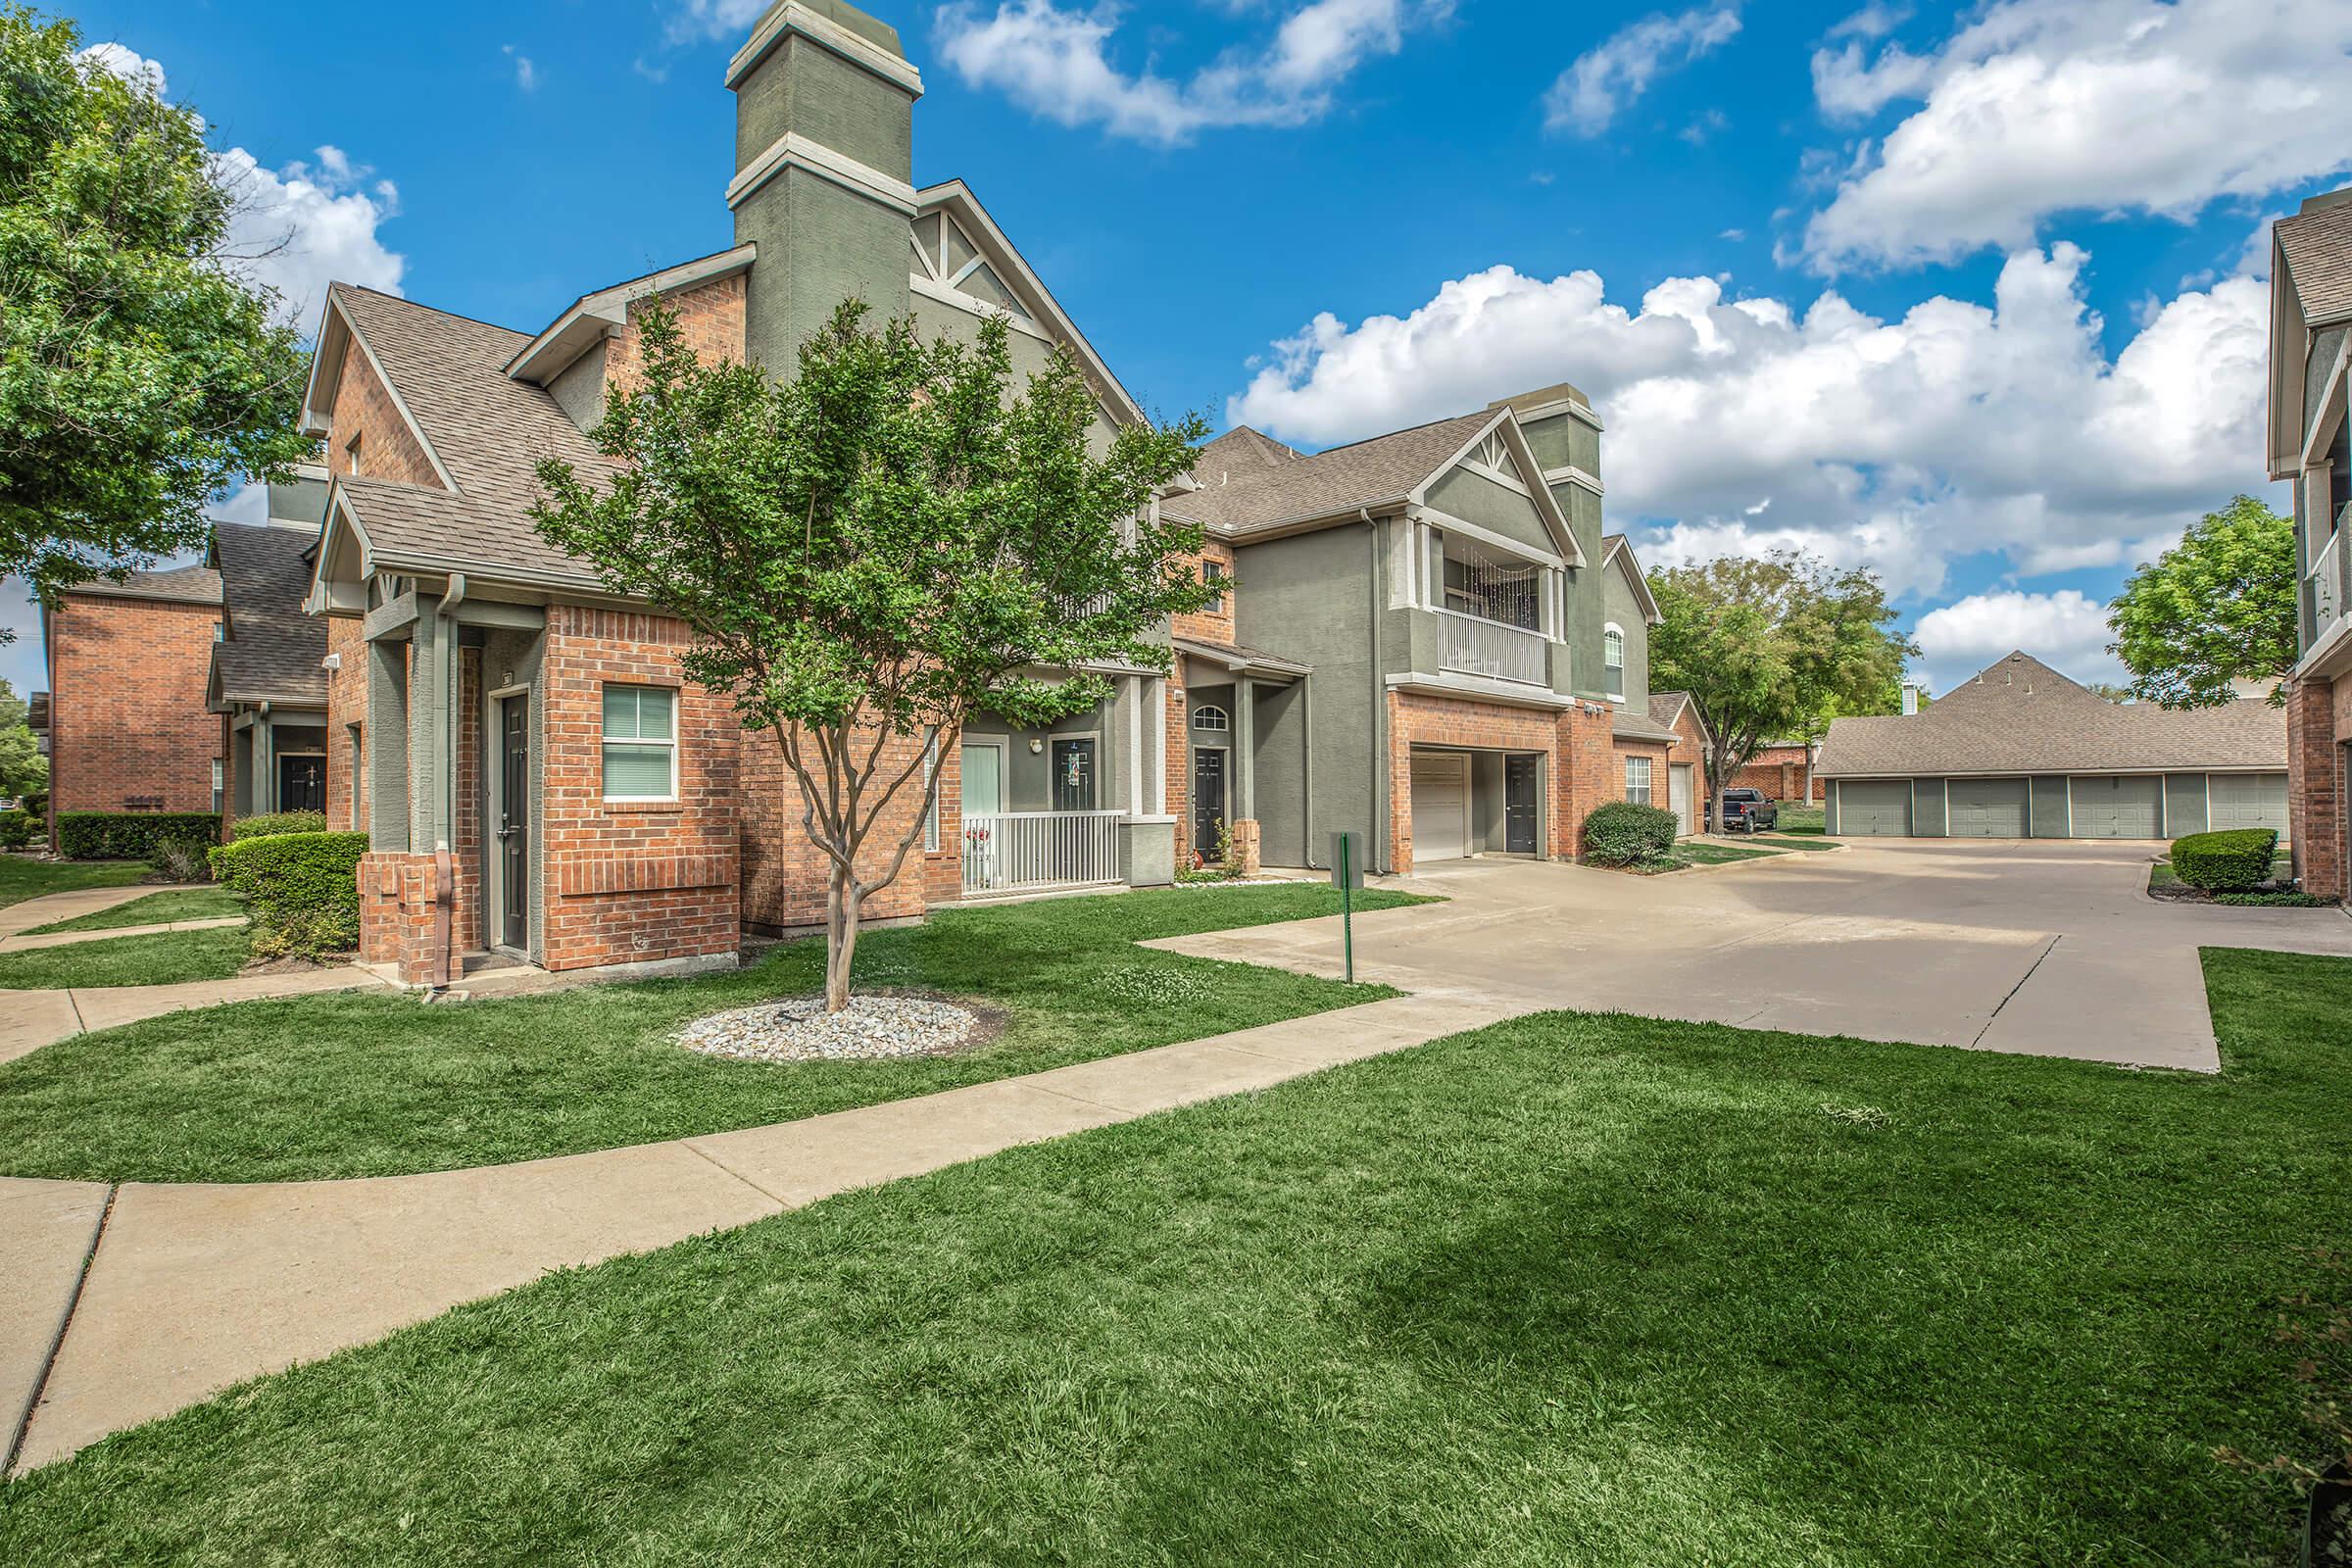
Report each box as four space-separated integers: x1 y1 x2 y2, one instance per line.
2 991 1508 1474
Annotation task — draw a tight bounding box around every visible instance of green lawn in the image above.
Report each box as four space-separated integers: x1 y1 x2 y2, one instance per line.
0 884 1426 1184
1662 839 1789 868
0 925 253 990
1774 804 1827 835
4 946 2344 1564
26 886 244 935
1750 832 1843 852
0 857 147 909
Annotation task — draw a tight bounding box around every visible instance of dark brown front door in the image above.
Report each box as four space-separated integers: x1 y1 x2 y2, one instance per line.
1505 754 1541 854
499 698 529 951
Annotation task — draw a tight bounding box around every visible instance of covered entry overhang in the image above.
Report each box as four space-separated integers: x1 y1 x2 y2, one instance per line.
1173 638 1313 872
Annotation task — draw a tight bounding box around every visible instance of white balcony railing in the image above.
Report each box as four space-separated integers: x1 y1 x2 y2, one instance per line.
1436 608 1549 686
961 810 1124 896
2315 532 2342 643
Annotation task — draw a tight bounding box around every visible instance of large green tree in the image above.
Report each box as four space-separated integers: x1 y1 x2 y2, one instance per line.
0 677 44 801
533 301 1214 1010
2106 496 2296 708
1647 551 1917 829
0 6 311 610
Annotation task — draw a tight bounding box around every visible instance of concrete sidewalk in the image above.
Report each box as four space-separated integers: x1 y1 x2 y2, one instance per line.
0 916 247 955
0 883 203 941
1 991 1507 1473
0 967 393 1066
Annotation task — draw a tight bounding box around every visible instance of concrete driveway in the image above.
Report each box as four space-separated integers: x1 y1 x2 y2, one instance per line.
1154 839 2352 1071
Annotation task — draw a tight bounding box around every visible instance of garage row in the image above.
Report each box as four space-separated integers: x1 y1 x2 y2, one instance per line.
1825 772 2289 841
1406 747 1702 864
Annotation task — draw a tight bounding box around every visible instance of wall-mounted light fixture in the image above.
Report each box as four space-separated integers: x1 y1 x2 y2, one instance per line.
1028 738 1044 754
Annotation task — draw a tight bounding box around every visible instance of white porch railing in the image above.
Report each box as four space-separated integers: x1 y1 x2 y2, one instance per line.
961 810 1124 895
2314 532 2342 643
1437 608 1548 686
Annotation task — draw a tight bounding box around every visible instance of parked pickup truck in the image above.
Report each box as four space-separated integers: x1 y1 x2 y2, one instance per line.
1707 789 1779 834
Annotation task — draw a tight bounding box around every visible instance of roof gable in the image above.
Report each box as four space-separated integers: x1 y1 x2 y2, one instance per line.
1601 534 1661 623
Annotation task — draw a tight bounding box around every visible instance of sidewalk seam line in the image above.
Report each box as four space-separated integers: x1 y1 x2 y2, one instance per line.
675 1140 792 1208
1972 934 2061 1049
5 1181 116 1476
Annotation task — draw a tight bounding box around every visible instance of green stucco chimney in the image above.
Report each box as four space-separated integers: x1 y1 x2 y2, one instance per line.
725 1 920 374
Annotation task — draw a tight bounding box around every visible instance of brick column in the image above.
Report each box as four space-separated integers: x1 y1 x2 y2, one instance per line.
2288 674 2343 901
359 851 460 986
1231 818 1262 875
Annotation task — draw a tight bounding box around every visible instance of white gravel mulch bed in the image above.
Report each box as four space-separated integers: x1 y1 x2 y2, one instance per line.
680 992 983 1063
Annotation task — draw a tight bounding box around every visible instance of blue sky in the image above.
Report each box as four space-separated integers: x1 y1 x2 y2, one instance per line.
26 0 2352 700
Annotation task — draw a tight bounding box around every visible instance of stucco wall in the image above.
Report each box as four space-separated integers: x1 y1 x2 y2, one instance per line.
1235 524 1380 863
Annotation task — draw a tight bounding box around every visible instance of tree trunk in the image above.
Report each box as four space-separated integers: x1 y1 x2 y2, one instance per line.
823 863 860 1012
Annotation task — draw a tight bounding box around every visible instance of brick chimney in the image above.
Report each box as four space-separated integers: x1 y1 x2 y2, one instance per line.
724 2 921 374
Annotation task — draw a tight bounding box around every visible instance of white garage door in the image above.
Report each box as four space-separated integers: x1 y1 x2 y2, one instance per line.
1947 777 2030 838
2208 772 2288 835
1669 764 1695 837
1410 753 1471 862
1838 779 1911 836
2070 775 2163 839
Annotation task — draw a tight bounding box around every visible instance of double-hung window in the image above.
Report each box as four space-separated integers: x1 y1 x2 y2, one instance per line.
1202 561 1227 612
603 685 678 802
1625 755 1653 807
1603 625 1626 700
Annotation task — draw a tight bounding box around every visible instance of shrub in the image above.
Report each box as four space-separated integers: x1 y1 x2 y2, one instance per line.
212 830 368 958
147 837 212 883
55 810 220 860
0 808 34 850
225 810 327 843
2170 828 2278 892
1583 801 1681 867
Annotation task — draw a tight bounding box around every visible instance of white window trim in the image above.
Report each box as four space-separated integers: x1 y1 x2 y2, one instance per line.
1603 621 1628 702
1626 754 1653 807
1193 704 1230 732
923 735 941 853
602 684 681 804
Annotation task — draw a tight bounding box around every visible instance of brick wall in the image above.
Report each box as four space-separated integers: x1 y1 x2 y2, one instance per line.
1611 738 1670 808
608 275 748 398
325 615 368 835
2290 672 2344 900
1171 539 1237 648
1731 744 1824 803
325 336 438 486
46 592 222 833
540 606 741 970
1166 668 1194 864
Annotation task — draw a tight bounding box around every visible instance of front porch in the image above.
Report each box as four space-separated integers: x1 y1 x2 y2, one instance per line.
949 669 1178 901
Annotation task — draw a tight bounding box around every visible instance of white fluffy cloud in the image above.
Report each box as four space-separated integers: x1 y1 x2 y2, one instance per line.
1911 589 2124 692
663 0 769 42
1803 0 2352 270
1229 243 2271 602
933 0 1446 144
1543 4 1741 136
78 39 403 327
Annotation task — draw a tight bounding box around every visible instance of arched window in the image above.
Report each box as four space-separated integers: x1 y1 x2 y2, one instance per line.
1603 624 1626 698
1192 705 1230 733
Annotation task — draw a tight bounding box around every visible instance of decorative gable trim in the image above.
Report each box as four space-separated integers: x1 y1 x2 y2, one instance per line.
1412 409 1584 565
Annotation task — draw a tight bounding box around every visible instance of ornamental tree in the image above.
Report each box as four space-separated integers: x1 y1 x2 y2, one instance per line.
532 300 1213 1010
0 7 312 611
1647 551 1917 830
2106 496 2296 708
0 678 45 802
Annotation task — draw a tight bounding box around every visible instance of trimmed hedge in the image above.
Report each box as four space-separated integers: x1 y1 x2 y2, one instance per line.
212 831 368 958
225 810 327 844
56 811 220 861
1583 801 1681 867
2171 828 2278 892
0 808 34 850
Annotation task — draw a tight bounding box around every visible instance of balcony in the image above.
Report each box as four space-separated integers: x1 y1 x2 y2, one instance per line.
1436 608 1548 687
960 809 1124 896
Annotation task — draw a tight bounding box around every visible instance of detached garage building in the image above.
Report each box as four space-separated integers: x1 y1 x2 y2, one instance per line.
1816 653 2287 841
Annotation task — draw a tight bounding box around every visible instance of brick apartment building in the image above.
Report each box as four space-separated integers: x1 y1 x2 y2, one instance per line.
275 0 1709 987
41 562 225 837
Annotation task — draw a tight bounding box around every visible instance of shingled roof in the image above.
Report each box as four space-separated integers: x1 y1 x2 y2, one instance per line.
64 562 221 607
2278 192 2352 327
212 523 328 706
323 283 620 584
1816 652 2284 777
1164 410 1497 533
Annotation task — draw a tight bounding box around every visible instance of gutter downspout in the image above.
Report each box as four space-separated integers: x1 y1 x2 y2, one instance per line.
1364 509 1386 874
430 573 466 990
1301 669 1319 869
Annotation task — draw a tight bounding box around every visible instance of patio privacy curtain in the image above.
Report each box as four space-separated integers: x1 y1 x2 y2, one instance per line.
603 685 676 800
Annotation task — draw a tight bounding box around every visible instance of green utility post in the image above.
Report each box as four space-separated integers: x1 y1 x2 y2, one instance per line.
1330 830 1362 984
